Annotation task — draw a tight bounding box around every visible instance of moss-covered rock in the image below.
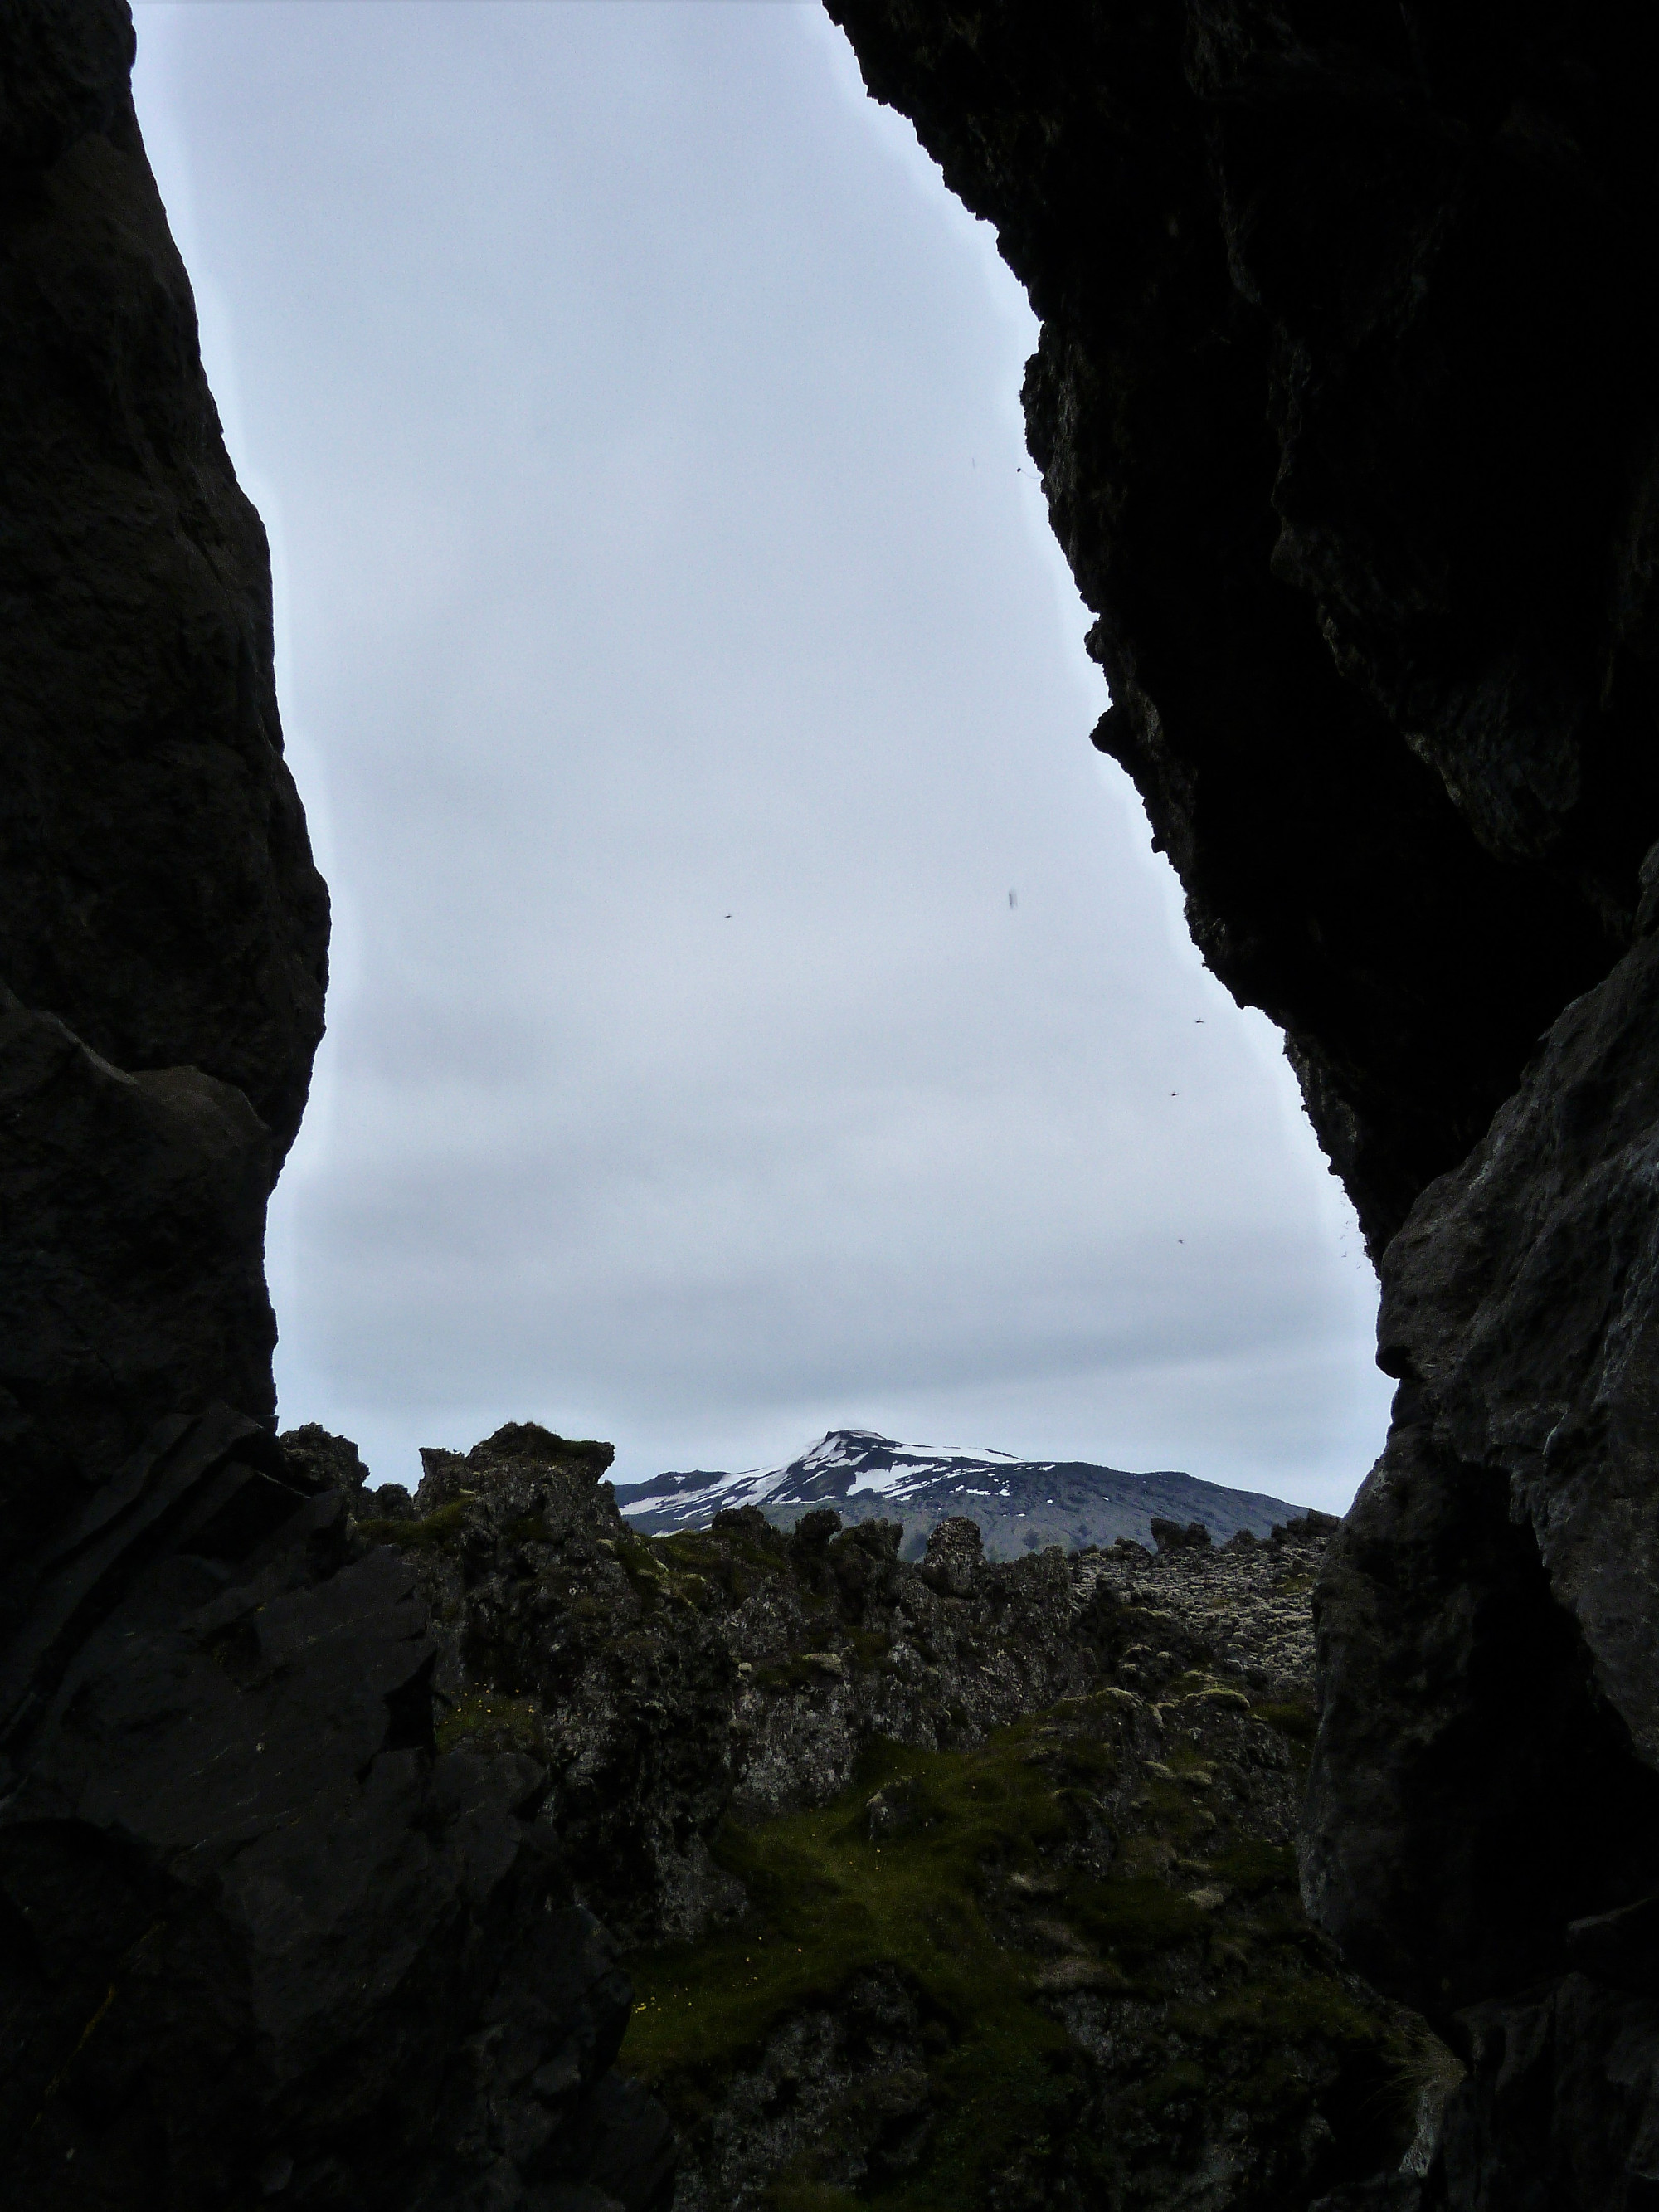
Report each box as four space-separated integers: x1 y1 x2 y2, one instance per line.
356 1424 1443 2207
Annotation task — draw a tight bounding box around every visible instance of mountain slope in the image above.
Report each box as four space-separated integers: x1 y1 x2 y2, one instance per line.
612 1429 1304 1562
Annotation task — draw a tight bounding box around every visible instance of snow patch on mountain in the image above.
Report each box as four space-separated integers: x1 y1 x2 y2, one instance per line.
611 1428 1307 1562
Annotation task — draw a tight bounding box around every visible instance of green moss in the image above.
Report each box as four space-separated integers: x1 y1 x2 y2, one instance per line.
1253 1699 1317 1744
615 1532 713 1612
621 1681 1413 2209
358 1499 468 1550
435 1689 545 1756
623 1720 1082 2208
1066 1873 1210 1965
1205 1839 1297 1897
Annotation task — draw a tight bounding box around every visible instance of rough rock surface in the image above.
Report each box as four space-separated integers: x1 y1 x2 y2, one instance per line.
0 0 326 1503
820 6 1659 2205
0 1410 674 2210
0 0 327 1157
0 12 670 2207
372 1425 1438 2209
1304 909 1659 2197
825 0 1659 1255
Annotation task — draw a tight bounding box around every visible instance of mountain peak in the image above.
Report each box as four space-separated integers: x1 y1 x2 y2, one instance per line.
612 1430 1306 1562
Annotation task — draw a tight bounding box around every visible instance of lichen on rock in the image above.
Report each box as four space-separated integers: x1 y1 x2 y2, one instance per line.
371 1425 1430 2208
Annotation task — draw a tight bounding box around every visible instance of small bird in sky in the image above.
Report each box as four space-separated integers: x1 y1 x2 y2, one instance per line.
1008 889 1017 909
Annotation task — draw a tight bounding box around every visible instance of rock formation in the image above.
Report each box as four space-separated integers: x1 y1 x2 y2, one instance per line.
0 9 668 2205
370 1423 1424 2209
827 0 1659 1258
820 2 1659 2204
15 0 1659 2200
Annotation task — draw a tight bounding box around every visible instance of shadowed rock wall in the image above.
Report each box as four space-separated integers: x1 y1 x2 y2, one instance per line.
828 0 1659 1256
824 3 1659 2205
0 0 326 1532
0 10 672 2205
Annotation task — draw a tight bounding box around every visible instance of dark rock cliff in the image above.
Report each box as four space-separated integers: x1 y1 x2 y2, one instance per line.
0 10 669 2205
0 0 326 1529
827 0 1659 1255
822 3 1659 2205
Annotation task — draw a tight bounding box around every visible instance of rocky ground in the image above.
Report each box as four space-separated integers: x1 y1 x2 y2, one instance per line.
312 1420 1447 2212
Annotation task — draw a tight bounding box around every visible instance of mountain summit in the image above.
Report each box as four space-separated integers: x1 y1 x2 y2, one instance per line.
611 1428 1305 1561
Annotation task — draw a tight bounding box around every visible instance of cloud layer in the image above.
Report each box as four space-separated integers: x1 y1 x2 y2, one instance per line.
131 1 1391 1510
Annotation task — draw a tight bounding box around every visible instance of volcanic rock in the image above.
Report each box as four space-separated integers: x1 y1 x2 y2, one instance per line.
825 0 1659 1255
818 6 1659 2204
379 1452 1432 2208
0 11 672 2206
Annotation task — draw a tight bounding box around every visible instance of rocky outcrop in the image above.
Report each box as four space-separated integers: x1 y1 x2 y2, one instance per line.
0 1409 674 2210
825 0 1659 1255
0 0 327 1157
371 1427 1430 2210
0 0 325 1503
0 992 278 1549
1303 911 1659 2198
820 4 1659 2203
0 11 669 2205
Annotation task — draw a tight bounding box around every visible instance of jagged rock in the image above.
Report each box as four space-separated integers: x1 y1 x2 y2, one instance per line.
1303 908 1659 2200
917 1513 984 1596
0 991 277 1551
280 1420 372 1493
0 1407 674 2210
1433 1976 1659 2211
825 0 1659 1253
0 12 671 2200
0 0 326 1159
1151 1516 1211 1552
1306 919 1659 2015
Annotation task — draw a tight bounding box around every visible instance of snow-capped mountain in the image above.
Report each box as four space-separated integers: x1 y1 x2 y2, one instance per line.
611 1428 1305 1561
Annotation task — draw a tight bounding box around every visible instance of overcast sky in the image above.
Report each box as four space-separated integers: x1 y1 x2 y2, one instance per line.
129 2 1390 1512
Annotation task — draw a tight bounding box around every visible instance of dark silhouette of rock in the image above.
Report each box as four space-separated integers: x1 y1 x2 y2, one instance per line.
1150 1516 1210 1553
1306 914 1659 2188
279 1420 372 1494
0 0 324 1498
0 0 326 1161
825 0 1659 1255
820 5 1659 2202
0 11 671 2206
0 1407 674 2209
0 991 277 1552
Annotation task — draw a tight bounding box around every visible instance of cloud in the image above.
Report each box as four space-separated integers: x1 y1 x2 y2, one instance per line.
132 0 1391 1512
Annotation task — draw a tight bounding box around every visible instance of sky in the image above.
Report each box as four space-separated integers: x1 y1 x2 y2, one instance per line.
129 1 1392 1512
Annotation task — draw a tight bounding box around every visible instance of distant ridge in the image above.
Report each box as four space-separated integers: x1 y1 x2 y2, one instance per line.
611 1427 1306 1562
